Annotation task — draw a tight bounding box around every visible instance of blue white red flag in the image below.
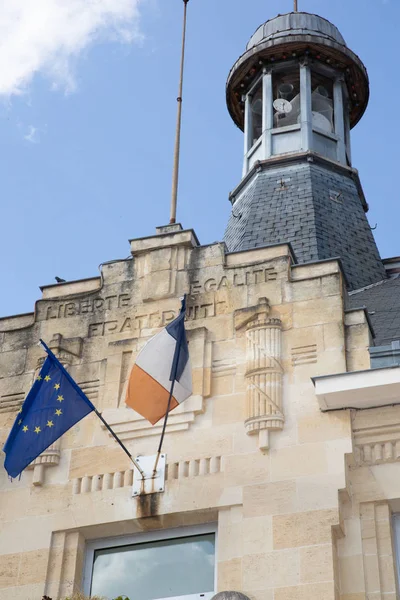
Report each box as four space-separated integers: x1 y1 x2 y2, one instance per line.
125 296 192 424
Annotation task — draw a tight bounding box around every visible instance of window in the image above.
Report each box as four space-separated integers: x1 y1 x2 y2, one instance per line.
250 81 263 146
370 341 400 369
273 66 301 129
83 525 216 600
311 71 334 133
393 514 400 584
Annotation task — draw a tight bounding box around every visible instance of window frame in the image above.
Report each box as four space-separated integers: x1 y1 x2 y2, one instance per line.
393 514 400 584
82 523 218 600
245 72 264 153
272 62 301 131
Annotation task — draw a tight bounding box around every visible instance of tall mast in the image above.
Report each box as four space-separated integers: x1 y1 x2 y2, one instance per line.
170 0 189 224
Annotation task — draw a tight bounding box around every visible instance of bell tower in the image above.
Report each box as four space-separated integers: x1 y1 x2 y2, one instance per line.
224 12 386 291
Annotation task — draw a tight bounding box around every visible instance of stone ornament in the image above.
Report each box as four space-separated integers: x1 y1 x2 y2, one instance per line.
235 297 284 452
47 332 83 367
211 593 251 600
26 441 61 486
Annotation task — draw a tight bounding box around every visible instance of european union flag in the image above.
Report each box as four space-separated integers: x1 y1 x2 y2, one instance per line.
3 341 95 479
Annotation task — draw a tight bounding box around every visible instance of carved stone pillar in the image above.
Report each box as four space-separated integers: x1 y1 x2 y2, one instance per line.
27 442 61 486
235 298 284 452
26 334 82 485
27 355 62 486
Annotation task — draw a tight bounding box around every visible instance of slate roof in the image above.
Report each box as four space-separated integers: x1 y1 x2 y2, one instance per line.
348 275 400 346
224 158 386 291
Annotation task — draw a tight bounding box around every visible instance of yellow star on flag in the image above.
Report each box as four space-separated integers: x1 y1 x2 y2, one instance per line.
36 375 42 381
57 395 64 403
55 409 62 416
22 425 28 432
54 383 60 390
34 426 41 434
46 420 54 428
44 375 51 382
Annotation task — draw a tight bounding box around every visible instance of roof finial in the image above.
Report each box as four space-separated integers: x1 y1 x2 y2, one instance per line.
294 0 298 11
169 0 190 225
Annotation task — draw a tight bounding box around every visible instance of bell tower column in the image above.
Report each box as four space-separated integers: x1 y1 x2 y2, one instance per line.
300 60 312 151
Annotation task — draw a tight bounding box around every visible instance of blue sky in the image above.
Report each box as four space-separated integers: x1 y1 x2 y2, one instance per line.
0 0 398 317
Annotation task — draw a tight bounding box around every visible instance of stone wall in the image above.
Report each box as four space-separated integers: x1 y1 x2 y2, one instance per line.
0 225 398 600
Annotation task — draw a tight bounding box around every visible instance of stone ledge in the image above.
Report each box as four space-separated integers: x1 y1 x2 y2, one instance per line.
130 228 200 254
0 312 34 332
40 276 101 299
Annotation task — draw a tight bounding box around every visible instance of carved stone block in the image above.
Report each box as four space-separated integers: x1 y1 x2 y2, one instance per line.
26 441 61 486
235 298 284 452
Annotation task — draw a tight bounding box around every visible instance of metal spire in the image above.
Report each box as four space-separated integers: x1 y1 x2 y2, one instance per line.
170 0 189 225
294 0 298 10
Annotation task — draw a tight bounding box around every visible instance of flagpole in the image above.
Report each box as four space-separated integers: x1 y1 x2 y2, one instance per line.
39 340 145 480
152 296 186 475
170 0 189 224
152 376 178 476
92 408 145 479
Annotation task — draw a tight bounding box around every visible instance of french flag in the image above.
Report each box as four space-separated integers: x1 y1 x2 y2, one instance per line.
125 297 192 425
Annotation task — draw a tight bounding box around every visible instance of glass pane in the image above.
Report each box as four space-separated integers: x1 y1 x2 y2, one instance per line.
273 67 300 129
393 515 400 587
250 82 262 146
311 71 334 133
91 533 215 600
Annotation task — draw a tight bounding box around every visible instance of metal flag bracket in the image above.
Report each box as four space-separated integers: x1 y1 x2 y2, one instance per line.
132 454 166 497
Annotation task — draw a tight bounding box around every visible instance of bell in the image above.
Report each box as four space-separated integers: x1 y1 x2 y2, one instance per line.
278 83 294 100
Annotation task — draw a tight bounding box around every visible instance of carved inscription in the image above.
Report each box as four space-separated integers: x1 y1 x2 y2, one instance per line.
41 264 278 338
45 293 131 320
87 299 229 338
88 310 177 338
190 266 277 295
186 299 228 320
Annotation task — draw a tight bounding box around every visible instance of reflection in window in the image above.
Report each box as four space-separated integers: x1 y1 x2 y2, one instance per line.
273 68 300 129
250 83 263 146
312 72 334 133
90 533 215 600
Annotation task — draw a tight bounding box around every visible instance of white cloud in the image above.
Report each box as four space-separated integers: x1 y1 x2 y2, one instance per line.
0 0 144 97
24 125 39 143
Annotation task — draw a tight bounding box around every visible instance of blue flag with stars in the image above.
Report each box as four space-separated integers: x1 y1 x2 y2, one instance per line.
3 341 95 479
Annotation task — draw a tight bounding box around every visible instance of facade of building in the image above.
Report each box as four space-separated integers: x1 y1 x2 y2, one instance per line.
1 10 400 600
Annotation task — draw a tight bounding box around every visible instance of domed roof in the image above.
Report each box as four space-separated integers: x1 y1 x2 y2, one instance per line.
246 12 346 51
226 12 369 131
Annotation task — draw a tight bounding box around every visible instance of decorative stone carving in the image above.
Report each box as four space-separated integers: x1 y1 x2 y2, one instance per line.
235 298 284 452
0 391 25 414
28 333 83 485
47 333 83 367
352 418 400 466
26 442 61 486
34 333 82 377
72 455 223 494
